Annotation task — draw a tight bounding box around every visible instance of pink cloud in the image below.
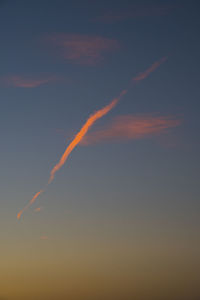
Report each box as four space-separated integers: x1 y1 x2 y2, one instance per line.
0 75 58 88
81 114 182 145
45 33 120 65
94 5 174 23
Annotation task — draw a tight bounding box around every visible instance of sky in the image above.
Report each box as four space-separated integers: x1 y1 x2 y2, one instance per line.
0 0 200 299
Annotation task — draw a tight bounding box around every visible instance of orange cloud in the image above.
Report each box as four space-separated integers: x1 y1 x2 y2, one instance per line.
0 75 57 88
132 57 168 82
94 5 174 23
45 34 120 65
81 114 181 145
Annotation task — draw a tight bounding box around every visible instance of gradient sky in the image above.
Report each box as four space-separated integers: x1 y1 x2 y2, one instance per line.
0 1 200 299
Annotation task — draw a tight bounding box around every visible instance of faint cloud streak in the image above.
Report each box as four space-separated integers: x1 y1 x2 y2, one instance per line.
94 5 175 23
0 75 59 88
132 57 168 82
40 236 48 240
45 33 120 65
81 114 182 145
34 207 42 212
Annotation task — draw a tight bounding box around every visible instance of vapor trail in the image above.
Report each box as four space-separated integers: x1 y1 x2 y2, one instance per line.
17 56 167 220
49 89 127 183
132 56 168 81
17 190 44 220
17 90 127 219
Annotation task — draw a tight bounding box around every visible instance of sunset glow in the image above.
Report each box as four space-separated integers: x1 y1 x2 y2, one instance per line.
1 1 199 299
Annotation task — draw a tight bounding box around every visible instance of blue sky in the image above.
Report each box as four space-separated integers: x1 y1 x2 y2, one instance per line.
0 0 200 299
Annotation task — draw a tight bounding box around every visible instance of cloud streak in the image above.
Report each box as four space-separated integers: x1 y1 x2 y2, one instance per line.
94 5 174 23
132 57 168 82
45 33 120 65
40 236 48 240
81 114 181 145
0 75 57 88
34 207 42 212
17 190 44 220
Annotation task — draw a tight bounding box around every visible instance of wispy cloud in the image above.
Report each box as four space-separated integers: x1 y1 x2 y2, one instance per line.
132 57 168 82
94 5 174 23
81 114 181 145
34 207 42 212
45 33 120 65
40 236 48 240
0 75 58 88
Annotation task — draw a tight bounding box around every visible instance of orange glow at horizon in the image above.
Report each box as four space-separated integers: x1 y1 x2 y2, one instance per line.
40 235 48 240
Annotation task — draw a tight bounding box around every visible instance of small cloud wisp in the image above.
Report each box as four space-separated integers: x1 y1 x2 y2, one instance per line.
34 207 42 212
0 75 57 88
132 57 168 82
81 114 181 145
45 33 120 65
40 236 48 240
